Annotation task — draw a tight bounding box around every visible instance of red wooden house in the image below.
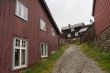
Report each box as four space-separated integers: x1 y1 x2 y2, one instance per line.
93 0 110 50
0 0 60 73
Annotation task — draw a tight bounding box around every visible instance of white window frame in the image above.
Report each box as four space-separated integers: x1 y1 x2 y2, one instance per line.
15 0 28 21
40 43 48 58
75 32 79 36
51 28 55 36
40 19 46 31
67 33 71 38
12 37 28 70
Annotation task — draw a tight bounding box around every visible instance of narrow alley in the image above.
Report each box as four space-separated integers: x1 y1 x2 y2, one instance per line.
52 45 105 73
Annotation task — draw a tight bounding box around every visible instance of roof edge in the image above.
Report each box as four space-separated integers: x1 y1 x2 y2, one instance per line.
39 0 60 35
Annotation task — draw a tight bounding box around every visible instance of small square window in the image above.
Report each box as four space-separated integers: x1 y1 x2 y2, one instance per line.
15 0 28 21
15 39 20 47
21 49 26 65
22 40 26 47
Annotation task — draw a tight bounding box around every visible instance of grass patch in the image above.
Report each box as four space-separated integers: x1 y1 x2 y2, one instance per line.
73 39 80 45
80 43 110 73
21 45 69 73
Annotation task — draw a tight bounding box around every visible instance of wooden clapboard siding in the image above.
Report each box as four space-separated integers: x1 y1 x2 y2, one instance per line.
0 0 60 73
93 0 110 36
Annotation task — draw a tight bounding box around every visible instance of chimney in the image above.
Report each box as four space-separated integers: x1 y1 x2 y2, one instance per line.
68 24 71 27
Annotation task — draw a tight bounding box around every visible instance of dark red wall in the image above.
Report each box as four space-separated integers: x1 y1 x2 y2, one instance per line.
39 3 59 55
0 0 59 73
94 0 110 36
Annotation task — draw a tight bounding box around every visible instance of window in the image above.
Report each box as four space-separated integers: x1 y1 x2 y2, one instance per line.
75 32 79 36
67 33 71 38
16 0 28 21
71 28 74 32
51 28 55 36
13 38 27 70
40 19 46 31
40 43 48 58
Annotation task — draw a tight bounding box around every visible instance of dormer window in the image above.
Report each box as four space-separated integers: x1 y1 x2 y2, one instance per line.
15 0 28 21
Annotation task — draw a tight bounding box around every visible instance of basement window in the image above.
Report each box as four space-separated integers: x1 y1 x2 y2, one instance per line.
40 43 48 58
13 38 27 70
15 0 28 21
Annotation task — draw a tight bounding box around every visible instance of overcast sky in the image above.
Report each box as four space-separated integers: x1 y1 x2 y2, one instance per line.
45 0 94 30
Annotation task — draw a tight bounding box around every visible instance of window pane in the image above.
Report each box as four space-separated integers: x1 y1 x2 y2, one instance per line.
51 28 55 36
40 19 43 30
15 49 20 66
16 39 20 47
22 40 26 47
43 44 46 56
21 49 26 65
19 2 21 16
40 19 46 31
43 44 45 56
16 0 19 15
16 0 28 21
25 7 28 20
45 45 48 56
21 4 24 18
41 44 44 56
45 45 47 56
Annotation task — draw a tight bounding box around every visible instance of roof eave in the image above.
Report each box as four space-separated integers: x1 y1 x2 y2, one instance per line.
39 0 60 35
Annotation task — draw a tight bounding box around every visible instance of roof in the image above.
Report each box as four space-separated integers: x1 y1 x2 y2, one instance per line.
39 0 60 35
79 27 88 33
61 23 84 30
82 24 91 28
71 23 84 28
61 26 70 30
92 0 96 16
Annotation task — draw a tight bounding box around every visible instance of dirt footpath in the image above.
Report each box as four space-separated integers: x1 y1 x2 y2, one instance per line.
52 45 105 73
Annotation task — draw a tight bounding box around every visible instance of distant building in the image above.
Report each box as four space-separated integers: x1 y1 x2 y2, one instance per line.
61 23 84 39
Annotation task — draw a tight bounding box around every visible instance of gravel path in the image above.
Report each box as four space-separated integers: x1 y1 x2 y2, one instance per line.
52 45 105 73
